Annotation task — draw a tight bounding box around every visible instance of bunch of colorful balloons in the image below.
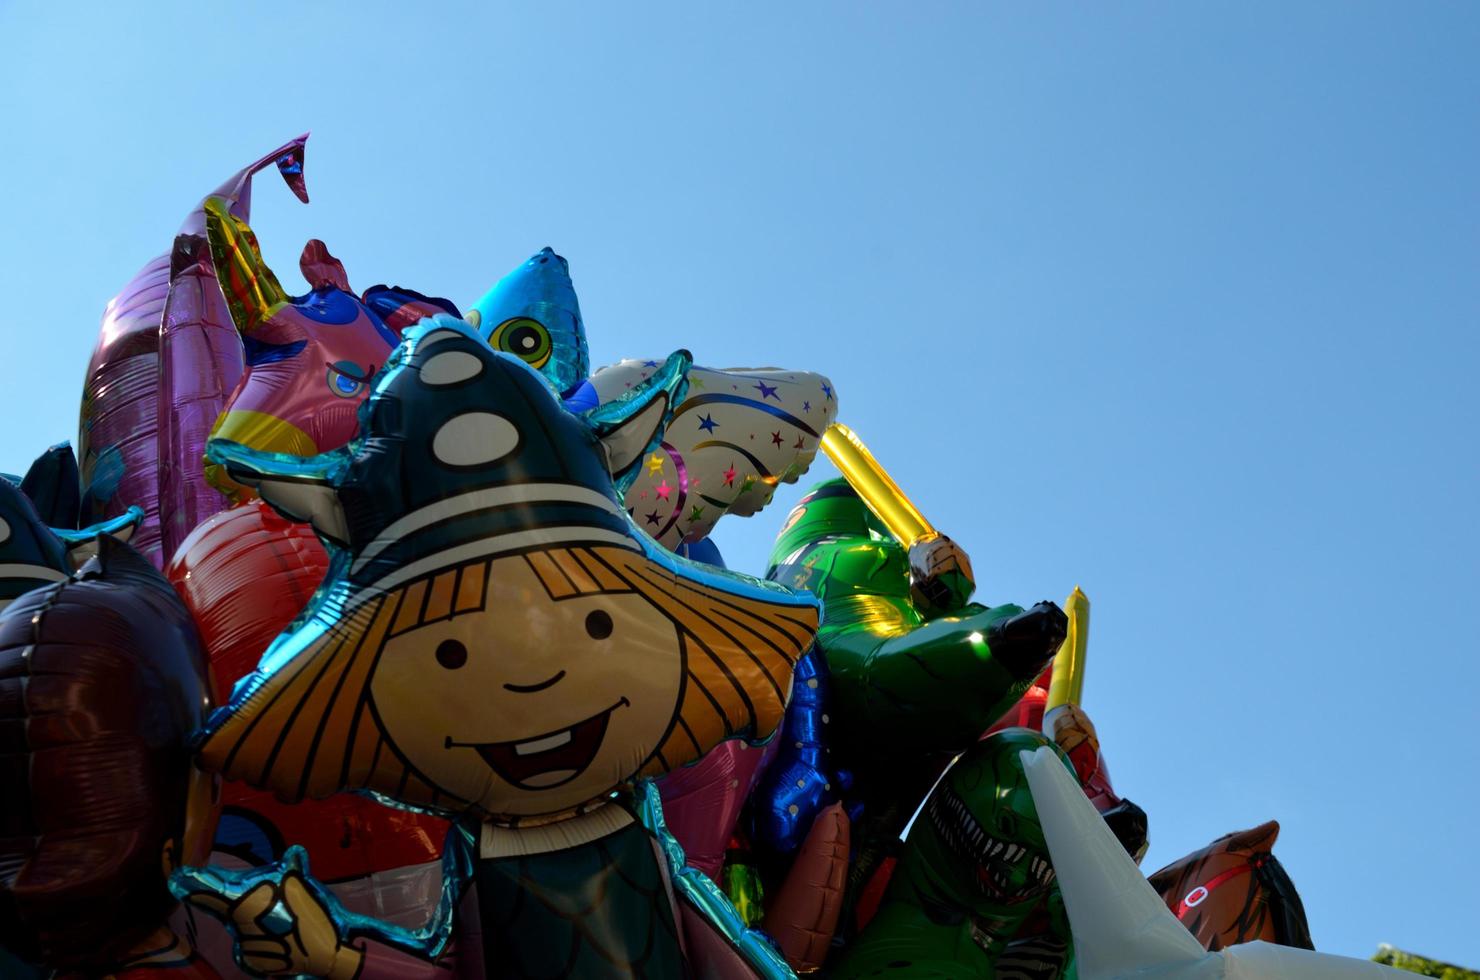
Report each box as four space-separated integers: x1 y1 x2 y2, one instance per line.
0 136 1419 980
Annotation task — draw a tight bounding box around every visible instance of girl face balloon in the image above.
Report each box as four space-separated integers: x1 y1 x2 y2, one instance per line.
197 318 818 823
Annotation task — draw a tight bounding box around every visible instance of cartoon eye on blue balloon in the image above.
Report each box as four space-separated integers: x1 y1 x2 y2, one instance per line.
326 361 375 399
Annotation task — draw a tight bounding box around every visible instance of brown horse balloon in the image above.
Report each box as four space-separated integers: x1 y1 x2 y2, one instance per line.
1147 820 1314 951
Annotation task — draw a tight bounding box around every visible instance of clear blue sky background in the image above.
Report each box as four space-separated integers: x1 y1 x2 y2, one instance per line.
1 0 1475 966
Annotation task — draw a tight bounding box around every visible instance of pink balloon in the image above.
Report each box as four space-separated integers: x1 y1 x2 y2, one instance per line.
79 136 310 568
657 738 777 881
79 255 171 565
158 135 310 561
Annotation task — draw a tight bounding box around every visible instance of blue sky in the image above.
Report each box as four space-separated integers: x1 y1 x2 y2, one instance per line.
1 0 1475 965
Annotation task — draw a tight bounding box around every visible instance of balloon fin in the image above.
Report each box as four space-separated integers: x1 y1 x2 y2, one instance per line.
582 350 691 494
299 239 351 293
20 442 81 530
204 133 310 221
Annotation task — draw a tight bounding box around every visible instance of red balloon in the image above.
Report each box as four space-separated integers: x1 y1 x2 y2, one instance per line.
168 502 446 882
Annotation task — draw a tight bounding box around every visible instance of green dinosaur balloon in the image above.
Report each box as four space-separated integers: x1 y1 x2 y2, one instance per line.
760 478 1068 938
833 729 1077 979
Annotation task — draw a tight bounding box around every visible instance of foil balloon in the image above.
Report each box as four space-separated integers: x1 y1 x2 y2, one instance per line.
591 363 838 550
987 587 1149 859
201 197 458 503
80 136 310 568
834 730 1076 979
749 646 840 855
761 478 1067 942
0 476 142 612
174 318 815 978
165 497 448 969
465 247 591 401
77 245 168 565
15 442 81 530
157 135 312 562
1147 821 1313 951
762 803 850 973
1021 744 1413 980
656 739 777 882
652 542 783 887
0 538 217 976
167 499 331 703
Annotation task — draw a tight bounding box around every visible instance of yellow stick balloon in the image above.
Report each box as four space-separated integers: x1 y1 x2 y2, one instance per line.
819 423 940 548
1044 586 1090 713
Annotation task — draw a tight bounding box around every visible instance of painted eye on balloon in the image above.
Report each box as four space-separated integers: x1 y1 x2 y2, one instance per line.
326 360 375 398
490 317 553 370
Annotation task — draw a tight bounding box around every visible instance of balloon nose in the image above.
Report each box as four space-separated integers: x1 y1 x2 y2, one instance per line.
535 246 570 273
986 601 1068 678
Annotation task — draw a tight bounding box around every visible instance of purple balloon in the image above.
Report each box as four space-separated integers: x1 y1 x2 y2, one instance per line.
158 135 310 561
79 136 310 568
79 256 171 566
657 738 777 881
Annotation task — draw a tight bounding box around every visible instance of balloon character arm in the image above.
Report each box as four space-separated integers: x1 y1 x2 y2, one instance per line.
906 534 977 614
820 423 976 612
172 828 474 976
175 857 363 979
834 600 1067 755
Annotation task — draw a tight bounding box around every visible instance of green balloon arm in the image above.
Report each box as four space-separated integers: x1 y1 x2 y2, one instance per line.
827 603 1036 754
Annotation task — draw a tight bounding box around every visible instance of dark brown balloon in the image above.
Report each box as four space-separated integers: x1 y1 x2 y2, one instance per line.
0 538 214 970
1147 820 1314 951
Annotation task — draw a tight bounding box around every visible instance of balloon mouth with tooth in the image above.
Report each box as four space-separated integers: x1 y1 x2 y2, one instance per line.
446 697 630 791
928 783 1055 902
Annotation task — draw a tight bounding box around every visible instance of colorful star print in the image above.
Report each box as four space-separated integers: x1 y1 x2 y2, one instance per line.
656 480 672 501
802 400 811 412
646 453 665 475
821 383 833 400
770 431 784 447
754 381 780 401
723 464 737 487
645 510 661 526
689 505 705 522
793 435 806 450
697 413 718 433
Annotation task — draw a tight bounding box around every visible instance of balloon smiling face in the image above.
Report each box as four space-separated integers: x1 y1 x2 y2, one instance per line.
202 197 457 497
367 555 685 815
196 318 818 822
